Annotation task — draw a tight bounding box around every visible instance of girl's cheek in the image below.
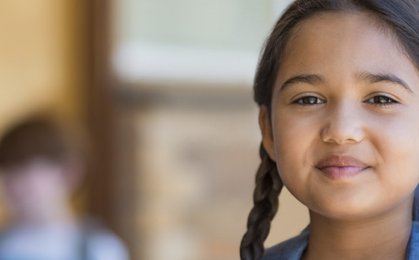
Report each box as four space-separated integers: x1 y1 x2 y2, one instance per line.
371 110 419 145
274 108 323 136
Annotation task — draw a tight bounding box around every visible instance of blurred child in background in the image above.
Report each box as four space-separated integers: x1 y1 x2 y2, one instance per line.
0 116 129 260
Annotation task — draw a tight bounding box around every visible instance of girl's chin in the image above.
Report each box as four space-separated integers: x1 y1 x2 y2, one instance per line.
312 211 370 222
309 202 379 222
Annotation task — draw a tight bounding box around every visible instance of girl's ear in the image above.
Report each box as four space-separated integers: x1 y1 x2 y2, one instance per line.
259 106 276 161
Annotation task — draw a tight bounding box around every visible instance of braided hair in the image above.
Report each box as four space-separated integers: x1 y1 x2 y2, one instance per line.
241 0 419 259
240 144 283 260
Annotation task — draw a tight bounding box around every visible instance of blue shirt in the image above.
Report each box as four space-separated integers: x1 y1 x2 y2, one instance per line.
263 221 419 260
0 221 130 260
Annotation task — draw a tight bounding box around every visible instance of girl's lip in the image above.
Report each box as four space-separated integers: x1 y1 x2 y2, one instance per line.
316 155 368 169
317 166 369 180
315 155 370 180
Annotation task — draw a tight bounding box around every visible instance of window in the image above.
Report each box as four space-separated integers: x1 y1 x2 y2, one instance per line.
111 0 294 87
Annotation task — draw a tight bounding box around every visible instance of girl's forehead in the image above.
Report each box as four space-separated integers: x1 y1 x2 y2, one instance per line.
276 11 419 88
283 11 399 60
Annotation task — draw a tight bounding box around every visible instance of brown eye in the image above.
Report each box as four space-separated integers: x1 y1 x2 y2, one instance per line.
366 95 398 105
293 96 325 105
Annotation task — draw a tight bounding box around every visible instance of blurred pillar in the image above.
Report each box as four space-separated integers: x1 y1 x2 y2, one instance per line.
86 0 136 257
85 0 112 221
88 1 139 258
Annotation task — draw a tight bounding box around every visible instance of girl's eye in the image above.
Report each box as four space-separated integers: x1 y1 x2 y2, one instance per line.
292 96 325 105
365 95 399 106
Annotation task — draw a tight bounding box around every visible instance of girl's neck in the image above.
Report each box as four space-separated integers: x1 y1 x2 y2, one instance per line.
303 198 413 260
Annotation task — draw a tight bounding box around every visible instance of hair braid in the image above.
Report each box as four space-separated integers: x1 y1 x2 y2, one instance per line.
240 143 283 260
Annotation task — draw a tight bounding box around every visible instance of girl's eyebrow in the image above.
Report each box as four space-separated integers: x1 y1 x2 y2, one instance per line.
279 74 323 92
357 72 414 94
279 72 414 94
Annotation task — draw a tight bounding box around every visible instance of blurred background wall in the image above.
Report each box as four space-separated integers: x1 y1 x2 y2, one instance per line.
0 0 84 130
110 0 309 259
0 0 87 217
0 0 121 251
0 0 309 259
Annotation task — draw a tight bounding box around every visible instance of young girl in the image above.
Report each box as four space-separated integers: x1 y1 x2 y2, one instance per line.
240 0 419 259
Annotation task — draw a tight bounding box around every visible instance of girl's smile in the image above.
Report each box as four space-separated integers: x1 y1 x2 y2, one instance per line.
260 11 419 220
314 155 370 181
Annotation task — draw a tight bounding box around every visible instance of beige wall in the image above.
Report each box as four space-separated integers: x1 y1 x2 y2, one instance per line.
130 91 309 260
0 0 86 223
0 0 85 132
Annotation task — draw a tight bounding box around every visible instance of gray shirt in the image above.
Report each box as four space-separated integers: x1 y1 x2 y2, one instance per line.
263 222 419 260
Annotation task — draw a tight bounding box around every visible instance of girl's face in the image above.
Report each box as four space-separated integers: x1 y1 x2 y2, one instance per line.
261 12 419 220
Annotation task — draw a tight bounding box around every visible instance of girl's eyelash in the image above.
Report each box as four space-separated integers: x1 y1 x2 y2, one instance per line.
291 95 400 107
292 96 325 105
364 95 399 106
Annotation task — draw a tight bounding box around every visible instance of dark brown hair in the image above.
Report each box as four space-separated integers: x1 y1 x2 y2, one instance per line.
0 117 77 170
240 0 419 259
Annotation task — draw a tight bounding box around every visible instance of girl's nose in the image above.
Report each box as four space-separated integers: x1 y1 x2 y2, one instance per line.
320 104 365 145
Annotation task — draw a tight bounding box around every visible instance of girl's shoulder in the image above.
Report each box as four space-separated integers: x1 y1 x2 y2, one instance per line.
263 221 419 260
408 221 419 259
262 227 309 260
